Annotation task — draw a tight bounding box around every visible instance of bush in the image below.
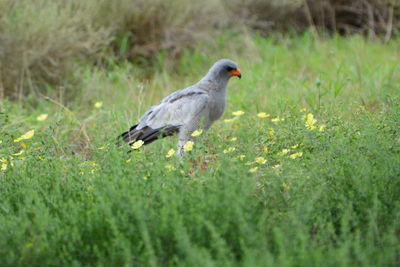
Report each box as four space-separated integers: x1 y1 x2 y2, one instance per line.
0 0 226 99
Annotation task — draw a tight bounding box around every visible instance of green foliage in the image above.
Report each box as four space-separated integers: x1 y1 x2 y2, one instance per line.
1 37 400 265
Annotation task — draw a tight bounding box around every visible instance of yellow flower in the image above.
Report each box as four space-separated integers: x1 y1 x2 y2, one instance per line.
166 148 175 158
268 129 275 136
282 183 291 191
278 149 290 156
263 147 269 153
37 156 44 161
130 140 144 149
249 167 258 173
300 108 307 113
98 145 107 150
305 113 317 130
223 147 236 154
232 110 245 116
191 129 203 137
291 144 299 149
0 158 7 171
319 125 327 132
164 164 175 171
21 143 27 149
257 112 270 118
14 130 35 142
94 101 103 108
237 154 246 160
183 141 194 152
11 150 25 156
255 157 267 164
229 137 237 142
271 117 284 123
224 118 236 123
289 152 303 159
36 114 48 121
245 161 255 166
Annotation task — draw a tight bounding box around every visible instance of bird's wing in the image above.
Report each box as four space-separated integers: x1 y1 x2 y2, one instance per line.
137 88 209 130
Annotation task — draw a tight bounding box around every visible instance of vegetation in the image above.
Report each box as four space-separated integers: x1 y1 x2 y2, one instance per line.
1 35 399 265
1 0 399 98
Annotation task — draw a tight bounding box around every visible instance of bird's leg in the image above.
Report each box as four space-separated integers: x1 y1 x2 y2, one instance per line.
176 129 189 157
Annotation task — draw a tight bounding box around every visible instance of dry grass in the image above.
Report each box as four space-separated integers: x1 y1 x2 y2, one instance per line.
0 0 226 99
0 0 398 100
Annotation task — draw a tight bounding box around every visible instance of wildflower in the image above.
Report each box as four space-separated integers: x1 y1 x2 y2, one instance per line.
37 156 44 161
282 183 291 191
229 137 237 142
21 143 27 149
263 147 269 153
166 148 175 158
223 147 236 154
300 108 307 113
191 129 203 137
237 154 246 160
36 114 48 121
305 113 317 130
268 129 275 136
224 118 236 123
11 150 25 156
245 161 255 166
14 130 35 142
289 152 303 159
257 112 270 118
271 117 284 123
0 158 7 171
164 164 175 171
232 110 245 116
255 157 267 164
249 167 258 173
183 141 194 152
319 125 327 132
94 101 103 108
130 140 144 149
278 149 290 156
291 144 299 149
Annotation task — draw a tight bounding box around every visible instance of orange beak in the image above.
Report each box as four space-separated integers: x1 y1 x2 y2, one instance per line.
229 68 241 79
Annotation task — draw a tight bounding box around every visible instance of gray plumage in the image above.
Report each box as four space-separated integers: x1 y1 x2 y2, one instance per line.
120 59 241 155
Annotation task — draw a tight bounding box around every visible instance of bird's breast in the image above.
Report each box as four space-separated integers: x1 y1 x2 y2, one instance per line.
208 91 226 122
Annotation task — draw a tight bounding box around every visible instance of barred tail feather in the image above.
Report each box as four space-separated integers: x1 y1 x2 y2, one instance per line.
119 125 180 146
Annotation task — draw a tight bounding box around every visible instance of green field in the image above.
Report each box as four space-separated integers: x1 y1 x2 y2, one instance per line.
1 35 400 266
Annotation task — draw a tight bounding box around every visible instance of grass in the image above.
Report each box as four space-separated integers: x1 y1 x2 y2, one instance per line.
1 35 400 266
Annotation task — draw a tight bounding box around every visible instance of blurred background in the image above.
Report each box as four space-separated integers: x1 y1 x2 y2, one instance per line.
0 0 398 100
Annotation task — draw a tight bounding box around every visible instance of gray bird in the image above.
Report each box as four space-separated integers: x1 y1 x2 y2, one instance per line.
120 59 241 155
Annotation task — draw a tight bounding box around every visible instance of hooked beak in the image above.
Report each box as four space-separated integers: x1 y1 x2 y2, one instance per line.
229 68 241 79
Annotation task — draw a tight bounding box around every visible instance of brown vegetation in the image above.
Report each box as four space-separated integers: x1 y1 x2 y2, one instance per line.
0 0 398 99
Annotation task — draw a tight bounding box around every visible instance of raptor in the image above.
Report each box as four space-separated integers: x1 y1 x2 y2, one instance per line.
120 59 241 155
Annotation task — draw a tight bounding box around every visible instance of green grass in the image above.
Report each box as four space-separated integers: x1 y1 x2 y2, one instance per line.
1 35 400 266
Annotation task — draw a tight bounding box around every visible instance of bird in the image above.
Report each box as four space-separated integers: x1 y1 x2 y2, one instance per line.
120 59 241 155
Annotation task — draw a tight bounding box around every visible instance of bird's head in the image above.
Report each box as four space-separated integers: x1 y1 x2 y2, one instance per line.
207 59 241 81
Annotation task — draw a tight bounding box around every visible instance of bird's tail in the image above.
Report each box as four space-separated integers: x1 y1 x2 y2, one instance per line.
119 124 180 146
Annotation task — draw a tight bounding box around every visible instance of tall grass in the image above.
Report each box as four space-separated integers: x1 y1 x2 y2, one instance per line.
0 0 226 99
0 36 399 265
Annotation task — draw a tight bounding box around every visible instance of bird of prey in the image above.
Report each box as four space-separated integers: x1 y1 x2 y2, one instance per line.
120 59 241 155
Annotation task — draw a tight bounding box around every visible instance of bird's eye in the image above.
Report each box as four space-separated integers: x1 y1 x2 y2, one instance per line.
226 66 235 72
